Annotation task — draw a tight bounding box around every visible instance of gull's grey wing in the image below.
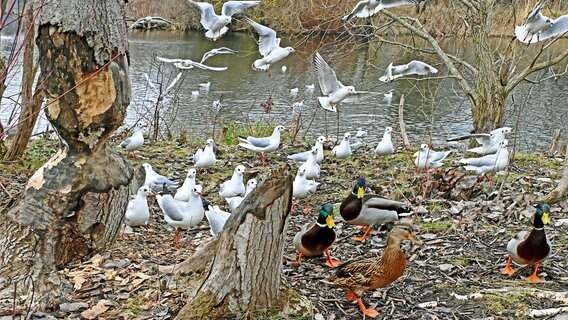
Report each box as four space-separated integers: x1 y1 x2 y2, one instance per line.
243 17 277 57
217 47 239 54
538 15 568 41
191 61 228 71
143 73 156 89
151 17 174 24
342 91 381 103
120 137 132 148
205 206 231 235
188 0 217 29
161 196 185 221
245 136 271 147
446 133 491 144
314 52 341 95
221 1 261 17
525 1 545 24
156 56 192 64
164 72 183 96
154 175 176 186
461 154 499 167
429 150 450 162
403 60 438 76
342 1 371 21
200 51 215 64
379 0 422 9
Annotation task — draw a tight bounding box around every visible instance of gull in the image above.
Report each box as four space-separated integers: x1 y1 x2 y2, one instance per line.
125 186 152 227
350 138 365 150
192 91 200 96
157 184 204 248
193 138 217 168
156 56 228 71
129 16 173 30
299 146 321 180
287 135 326 163
413 144 451 169
292 167 320 215
200 47 238 63
384 89 394 104
290 87 299 96
120 122 146 159
282 66 287 73
305 84 315 91
332 132 352 158
342 0 425 22
213 100 222 113
198 82 211 90
356 127 368 139
238 125 286 164
244 17 296 71
375 126 394 155
226 179 258 213
314 52 373 112
142 163 177 189
187 0 261 41
446 127 512 155
515 1 567 44
205 205 231 236
458 140 510 176
292 100 304 115
219 164 246 199
174 168 197 201
379 60 438 83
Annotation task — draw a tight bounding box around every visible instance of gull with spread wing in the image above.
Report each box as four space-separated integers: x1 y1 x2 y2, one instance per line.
447 127 512 155
515 1 568 44
379 60 438 83
342 0 425 22
187 0 261 41
200 47 239 64
156 56 228 71
244 17 295 72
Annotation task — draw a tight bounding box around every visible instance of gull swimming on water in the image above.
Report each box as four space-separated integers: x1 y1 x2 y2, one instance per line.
515 1 568 44
356 127 368 139
379 60 438 83
414 144 451 169
384 89 394 104
200 47 238 63
342 0 425 22
238 125 286 164
314 52 374 112
198 82 211 90
156 56 228 71
446 127 512 155
332 132 352 159
287 135 326 163
244 17 296 72
374 126 394 155
187 0 261 41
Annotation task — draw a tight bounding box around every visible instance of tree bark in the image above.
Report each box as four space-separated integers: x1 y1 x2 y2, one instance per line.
4 0 42 160
542 144 568 204
0 0 132 311
173 165 312 319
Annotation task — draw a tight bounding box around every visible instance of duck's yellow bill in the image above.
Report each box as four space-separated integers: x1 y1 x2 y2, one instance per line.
542 212 550 225
326 215 335 228
357 186 365 199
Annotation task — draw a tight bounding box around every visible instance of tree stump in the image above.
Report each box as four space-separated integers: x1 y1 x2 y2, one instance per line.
0 0 132 310
174 165 313 319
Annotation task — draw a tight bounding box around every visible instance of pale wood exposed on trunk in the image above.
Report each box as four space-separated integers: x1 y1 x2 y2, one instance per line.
173 165 312 319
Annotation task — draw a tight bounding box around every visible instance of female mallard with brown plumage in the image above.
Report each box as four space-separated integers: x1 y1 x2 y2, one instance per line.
328 223 420 318
293 203 341 267
502 203 551 282
340 177 412 242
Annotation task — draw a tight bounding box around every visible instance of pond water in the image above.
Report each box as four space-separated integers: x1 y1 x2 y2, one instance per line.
1 30 567 152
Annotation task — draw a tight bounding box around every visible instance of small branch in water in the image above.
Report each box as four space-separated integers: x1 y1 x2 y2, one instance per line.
398 94 410 148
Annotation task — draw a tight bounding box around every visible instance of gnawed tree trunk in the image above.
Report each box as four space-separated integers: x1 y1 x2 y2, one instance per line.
542 144 568 204
0 0 132 311
174 165 312 319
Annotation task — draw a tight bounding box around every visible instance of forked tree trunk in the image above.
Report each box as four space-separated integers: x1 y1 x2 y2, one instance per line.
543 144 568 204
0 0 132 311
174 165 312 319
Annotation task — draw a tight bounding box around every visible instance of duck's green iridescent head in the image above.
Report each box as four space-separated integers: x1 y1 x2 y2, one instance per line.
535 203 551 226
352 177 367 199
317 203 335 228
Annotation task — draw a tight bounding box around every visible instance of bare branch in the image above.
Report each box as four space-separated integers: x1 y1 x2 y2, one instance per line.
506 47 568 94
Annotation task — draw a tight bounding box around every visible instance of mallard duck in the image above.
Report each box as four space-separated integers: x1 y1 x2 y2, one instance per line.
340 177 412 242
502 203 551 283
293 203 340 267
328 223 420 318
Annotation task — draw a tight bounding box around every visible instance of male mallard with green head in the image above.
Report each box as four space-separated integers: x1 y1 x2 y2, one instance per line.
293 203 341 267
328 223 421 318
340 177 413 241
502 203 552 283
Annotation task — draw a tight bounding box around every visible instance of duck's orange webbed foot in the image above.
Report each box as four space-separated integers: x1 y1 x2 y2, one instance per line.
352 225 372 242
324 249 341 268
357 297 379 318
501 256 515 276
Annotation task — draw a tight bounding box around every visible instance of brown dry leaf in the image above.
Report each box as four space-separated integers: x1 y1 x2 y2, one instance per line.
89 254 104 267
72 274 87 290
133 272 151 280
80 299 113 319
130 277 147 288
105 269 118 280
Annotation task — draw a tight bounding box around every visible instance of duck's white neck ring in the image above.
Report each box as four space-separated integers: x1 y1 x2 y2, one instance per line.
534 227 545 231
351 192 357 196
316 222 326 227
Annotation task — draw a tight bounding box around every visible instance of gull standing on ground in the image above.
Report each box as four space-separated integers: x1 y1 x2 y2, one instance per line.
142 163 177 189
332 132 353 159
379 60 438 83
219 164 246 199
287 136 326 163
292 168 320 215
238 125 286 164
226 179 258 213
193 138 217 168
384 89 394 104
314 52 374 112
187 0 261 41
375 126 395 155
200 47 238 63
125 186 152 227
120 122 146 159
515 1 568 44
414 144 451 169
299 147 321 180
342 0 425 22
205 205 232 236
174 168 197 201
446 127 512 155
244 17 295 72
156 56 228 71
458 140 510 176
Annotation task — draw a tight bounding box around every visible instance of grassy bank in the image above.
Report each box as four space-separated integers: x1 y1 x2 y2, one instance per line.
126 0 568 38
